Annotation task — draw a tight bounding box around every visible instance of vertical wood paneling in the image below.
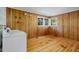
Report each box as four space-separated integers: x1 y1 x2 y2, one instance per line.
6 8 30 38
11 9 16 29
25 12 29 33
77 11 79 41
28 14 32 38
38 26 48 36
15 9 19 30
6 8 48 39
29 14 37 38
6 8 13 29
25 12 30 38
51 10 79 41
63 13 70 38
69 12 74 40
47 26 54 35
19 11 26 32
73 12 78 40
55 15 63 37
67 14 70 39
6 8 79 40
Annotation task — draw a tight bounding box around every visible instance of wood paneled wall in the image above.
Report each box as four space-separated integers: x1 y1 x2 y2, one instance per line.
28 14 38 38
47 26 57 36
37 26 48 36
50 10 79 41
6 8 79 40
6 8 48 39
6 8 26 31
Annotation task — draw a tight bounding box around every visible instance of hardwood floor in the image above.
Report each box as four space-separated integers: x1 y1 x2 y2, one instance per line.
27 35 79 52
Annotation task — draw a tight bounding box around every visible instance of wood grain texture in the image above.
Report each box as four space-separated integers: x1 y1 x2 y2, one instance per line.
6 8 79 52
50 10 79 41
77 11 79 41
56 15 63 37
6 8 48 39
6 8 79 40
28 14 38 38
6 8 13 29
28 35 79 52
37 26 48 36
63 13 70 38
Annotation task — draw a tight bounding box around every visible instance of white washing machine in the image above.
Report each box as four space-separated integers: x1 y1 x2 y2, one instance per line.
3 30 26 52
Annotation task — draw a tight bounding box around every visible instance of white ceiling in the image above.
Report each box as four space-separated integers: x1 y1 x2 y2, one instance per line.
13 7 79 16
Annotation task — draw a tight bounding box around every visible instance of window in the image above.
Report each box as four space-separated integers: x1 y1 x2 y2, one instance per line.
51 18 57 26
45 19 49 25
37 17 57 26
38 18 43 25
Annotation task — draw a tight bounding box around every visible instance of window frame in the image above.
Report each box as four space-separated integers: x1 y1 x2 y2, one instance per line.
51 17 58 26
37 16 58 27
37 16 45 26
44 18 49 26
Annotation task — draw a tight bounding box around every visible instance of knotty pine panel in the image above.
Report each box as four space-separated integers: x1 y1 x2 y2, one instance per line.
73 12 78 40
69 12 74 40
11 8 16 29
6 8 13 29
7 8 79 40
25 12 29 38
6 8 48 39
6 8 30 38
29 14 38 38
37 26 48 36
18 10 26 32
56 15 63 37
51 10 79 41
77 11 79 41
63 13 70 38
